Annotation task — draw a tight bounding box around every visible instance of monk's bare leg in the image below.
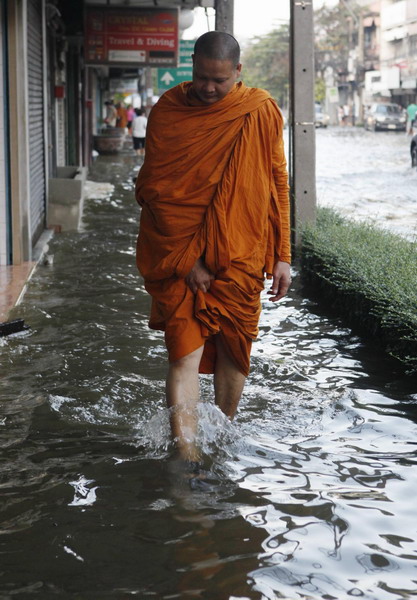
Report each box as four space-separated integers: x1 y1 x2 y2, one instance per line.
166 345 205 462
214 335 246 419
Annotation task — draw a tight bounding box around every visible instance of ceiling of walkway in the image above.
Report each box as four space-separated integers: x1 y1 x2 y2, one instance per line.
84 0 213 7
58 0 214 36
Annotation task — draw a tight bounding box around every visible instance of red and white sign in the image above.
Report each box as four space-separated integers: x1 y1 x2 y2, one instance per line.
84 7 179 67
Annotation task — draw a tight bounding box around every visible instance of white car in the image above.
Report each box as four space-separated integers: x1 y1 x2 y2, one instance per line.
315 105 330 128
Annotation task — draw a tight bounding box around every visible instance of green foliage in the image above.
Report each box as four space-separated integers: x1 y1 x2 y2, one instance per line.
112 92 125 104
241 25 289 108
301 208 417 375
315 78 326 104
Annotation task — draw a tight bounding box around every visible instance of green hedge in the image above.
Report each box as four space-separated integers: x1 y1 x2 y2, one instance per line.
301 207 417 375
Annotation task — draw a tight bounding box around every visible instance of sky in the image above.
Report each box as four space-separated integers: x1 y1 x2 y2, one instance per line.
183 0 336 45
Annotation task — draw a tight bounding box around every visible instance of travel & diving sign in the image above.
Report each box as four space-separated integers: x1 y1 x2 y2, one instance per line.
84 7 179 67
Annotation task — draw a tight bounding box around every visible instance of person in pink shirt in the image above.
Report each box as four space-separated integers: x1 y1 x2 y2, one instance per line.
126 104 135 134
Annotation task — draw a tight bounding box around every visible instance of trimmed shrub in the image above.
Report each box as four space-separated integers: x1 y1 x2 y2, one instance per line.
301 207 417 375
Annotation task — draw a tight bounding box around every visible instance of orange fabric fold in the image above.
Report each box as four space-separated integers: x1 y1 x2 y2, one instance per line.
136 81 291 375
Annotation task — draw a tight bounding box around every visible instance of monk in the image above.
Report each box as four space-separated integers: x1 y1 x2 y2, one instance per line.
135 31 291 479
115 102 128 130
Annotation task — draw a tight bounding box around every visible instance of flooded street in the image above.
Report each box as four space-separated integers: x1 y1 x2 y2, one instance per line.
1 130 417 599
316 127 417 239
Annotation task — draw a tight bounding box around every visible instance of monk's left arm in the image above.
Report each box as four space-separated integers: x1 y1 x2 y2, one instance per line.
268 110 292 302
271 113 291 266
267 261 292 302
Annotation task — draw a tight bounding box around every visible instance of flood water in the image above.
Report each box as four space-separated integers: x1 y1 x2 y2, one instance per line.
316 127 417 239
1 130 417 599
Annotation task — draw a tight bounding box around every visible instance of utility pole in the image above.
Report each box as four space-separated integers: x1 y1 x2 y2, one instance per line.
145 67 153 115
357 11 364 124
215 0 234 34
289 0 316 248
340 0 364 124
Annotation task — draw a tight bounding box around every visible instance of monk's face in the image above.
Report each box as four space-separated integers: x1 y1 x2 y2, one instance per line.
191 55 242 105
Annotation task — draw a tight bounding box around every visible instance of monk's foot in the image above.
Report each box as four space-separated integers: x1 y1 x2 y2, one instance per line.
186 461 212 491
186 460 202 475
168 457 212 491
189 475 211 491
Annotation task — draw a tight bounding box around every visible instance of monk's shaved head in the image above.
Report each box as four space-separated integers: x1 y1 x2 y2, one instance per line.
191 31 242 104
194 31 240 67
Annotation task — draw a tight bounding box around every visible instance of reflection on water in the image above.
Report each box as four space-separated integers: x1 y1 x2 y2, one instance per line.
1 148 417 599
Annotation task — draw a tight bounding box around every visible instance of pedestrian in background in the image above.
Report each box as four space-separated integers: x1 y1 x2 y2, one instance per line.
131 108 147 157
104 100 117 127
343 104 350 126
115 102 128 131
126 104 135 134
406 100 417 135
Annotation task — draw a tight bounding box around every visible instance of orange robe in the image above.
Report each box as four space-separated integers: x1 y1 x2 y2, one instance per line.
135 81 291 375
116 106 128 129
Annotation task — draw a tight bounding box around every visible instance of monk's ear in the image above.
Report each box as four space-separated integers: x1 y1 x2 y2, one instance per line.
236 63 242 78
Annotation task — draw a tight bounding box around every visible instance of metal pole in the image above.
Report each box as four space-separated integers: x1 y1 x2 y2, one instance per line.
215 0 234 34
145 66 153 115
289 0 316 249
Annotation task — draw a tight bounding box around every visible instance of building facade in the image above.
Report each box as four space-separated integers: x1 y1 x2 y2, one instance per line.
321 0 417 123
0 0 89 268
363 0 417 105
0 0 208 272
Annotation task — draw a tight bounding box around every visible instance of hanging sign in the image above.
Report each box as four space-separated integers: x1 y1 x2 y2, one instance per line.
84 7 179 67
157 67 193 91
109 78 138 94
157 40 194 91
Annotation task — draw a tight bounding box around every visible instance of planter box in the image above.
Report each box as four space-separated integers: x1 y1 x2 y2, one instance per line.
93 133 125 154
100 127 125 136
48 166 88 231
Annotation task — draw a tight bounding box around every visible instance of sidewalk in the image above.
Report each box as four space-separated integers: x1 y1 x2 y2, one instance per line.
0 262 36 322
0 229 54 323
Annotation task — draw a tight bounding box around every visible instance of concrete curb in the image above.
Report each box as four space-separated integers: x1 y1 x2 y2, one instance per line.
0 228 55 323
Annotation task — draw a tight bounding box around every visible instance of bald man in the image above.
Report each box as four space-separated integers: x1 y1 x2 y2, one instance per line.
136 31 291 482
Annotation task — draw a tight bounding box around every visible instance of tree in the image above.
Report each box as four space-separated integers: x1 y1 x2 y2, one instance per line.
241 25 290 109
315 77 326 104
314 3 355 79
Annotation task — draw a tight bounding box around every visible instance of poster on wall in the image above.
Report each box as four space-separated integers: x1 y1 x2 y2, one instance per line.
84 7 179 67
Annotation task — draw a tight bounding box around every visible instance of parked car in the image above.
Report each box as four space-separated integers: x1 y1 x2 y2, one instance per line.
364 103 407 131
315 104 330 128
411 133 417 169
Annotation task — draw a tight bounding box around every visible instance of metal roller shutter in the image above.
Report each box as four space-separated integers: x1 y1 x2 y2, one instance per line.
27 0 45 245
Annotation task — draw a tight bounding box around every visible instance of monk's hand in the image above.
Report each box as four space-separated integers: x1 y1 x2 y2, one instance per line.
185 258 215 294
267 261 291 302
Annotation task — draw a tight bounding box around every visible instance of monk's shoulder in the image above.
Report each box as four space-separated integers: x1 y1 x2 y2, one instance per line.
247 88 282 124
247 86 272 101
156 82 191 108
242 85 279 111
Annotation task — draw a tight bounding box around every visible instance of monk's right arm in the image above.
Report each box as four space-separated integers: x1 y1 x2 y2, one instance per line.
185 258 214 294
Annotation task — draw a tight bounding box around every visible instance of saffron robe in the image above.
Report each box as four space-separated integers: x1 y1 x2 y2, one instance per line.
135 81 291 376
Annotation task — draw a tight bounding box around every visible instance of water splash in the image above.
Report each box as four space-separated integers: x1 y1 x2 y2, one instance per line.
68 475 98 507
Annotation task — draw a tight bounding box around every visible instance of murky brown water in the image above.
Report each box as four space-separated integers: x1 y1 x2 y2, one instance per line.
1 138 417 599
